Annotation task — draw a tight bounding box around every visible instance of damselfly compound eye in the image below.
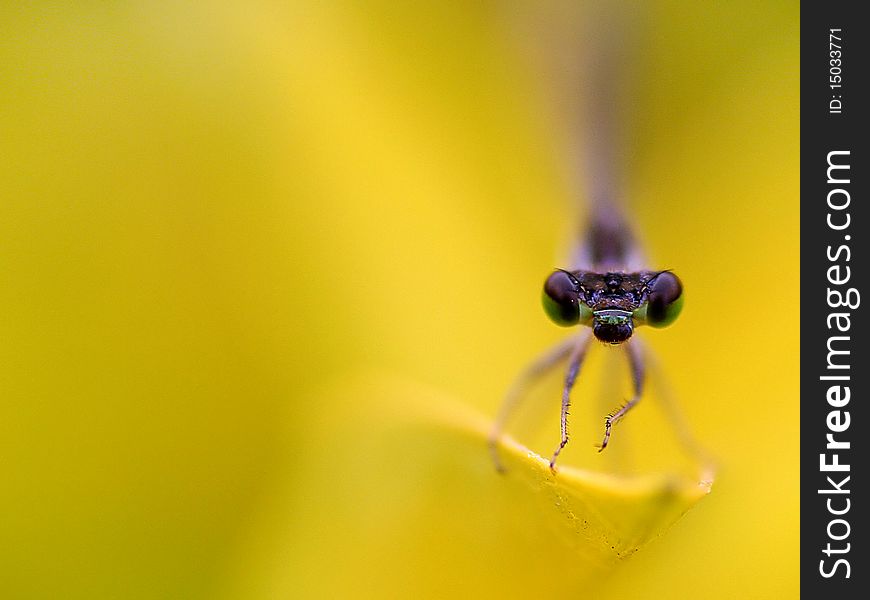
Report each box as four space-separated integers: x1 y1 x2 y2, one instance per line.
542 270 581 326
646 271 684 327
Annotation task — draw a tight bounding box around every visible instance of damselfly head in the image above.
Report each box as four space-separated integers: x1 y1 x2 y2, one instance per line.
542 269 684 335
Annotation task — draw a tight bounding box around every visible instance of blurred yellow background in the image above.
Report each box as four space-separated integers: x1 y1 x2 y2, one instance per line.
1 1 798 598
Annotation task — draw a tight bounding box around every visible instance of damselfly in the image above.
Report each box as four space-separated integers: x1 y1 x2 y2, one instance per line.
488 7 686 473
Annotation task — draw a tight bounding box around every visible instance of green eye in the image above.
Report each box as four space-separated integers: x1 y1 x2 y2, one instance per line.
542 270 591 326
637 271 684 328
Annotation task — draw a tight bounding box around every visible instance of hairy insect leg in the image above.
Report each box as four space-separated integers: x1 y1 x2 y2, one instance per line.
598 337 645 452
488 336 581 473
548 330 593 473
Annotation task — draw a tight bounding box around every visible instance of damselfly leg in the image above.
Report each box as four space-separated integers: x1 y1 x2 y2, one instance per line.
549 331 592 472
598 337 645 452
488 336 579 472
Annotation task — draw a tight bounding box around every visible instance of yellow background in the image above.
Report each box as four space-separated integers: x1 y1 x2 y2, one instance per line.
1 1 798 598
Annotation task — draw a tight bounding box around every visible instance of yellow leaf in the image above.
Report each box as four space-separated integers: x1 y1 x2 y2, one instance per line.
226 371 712 598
